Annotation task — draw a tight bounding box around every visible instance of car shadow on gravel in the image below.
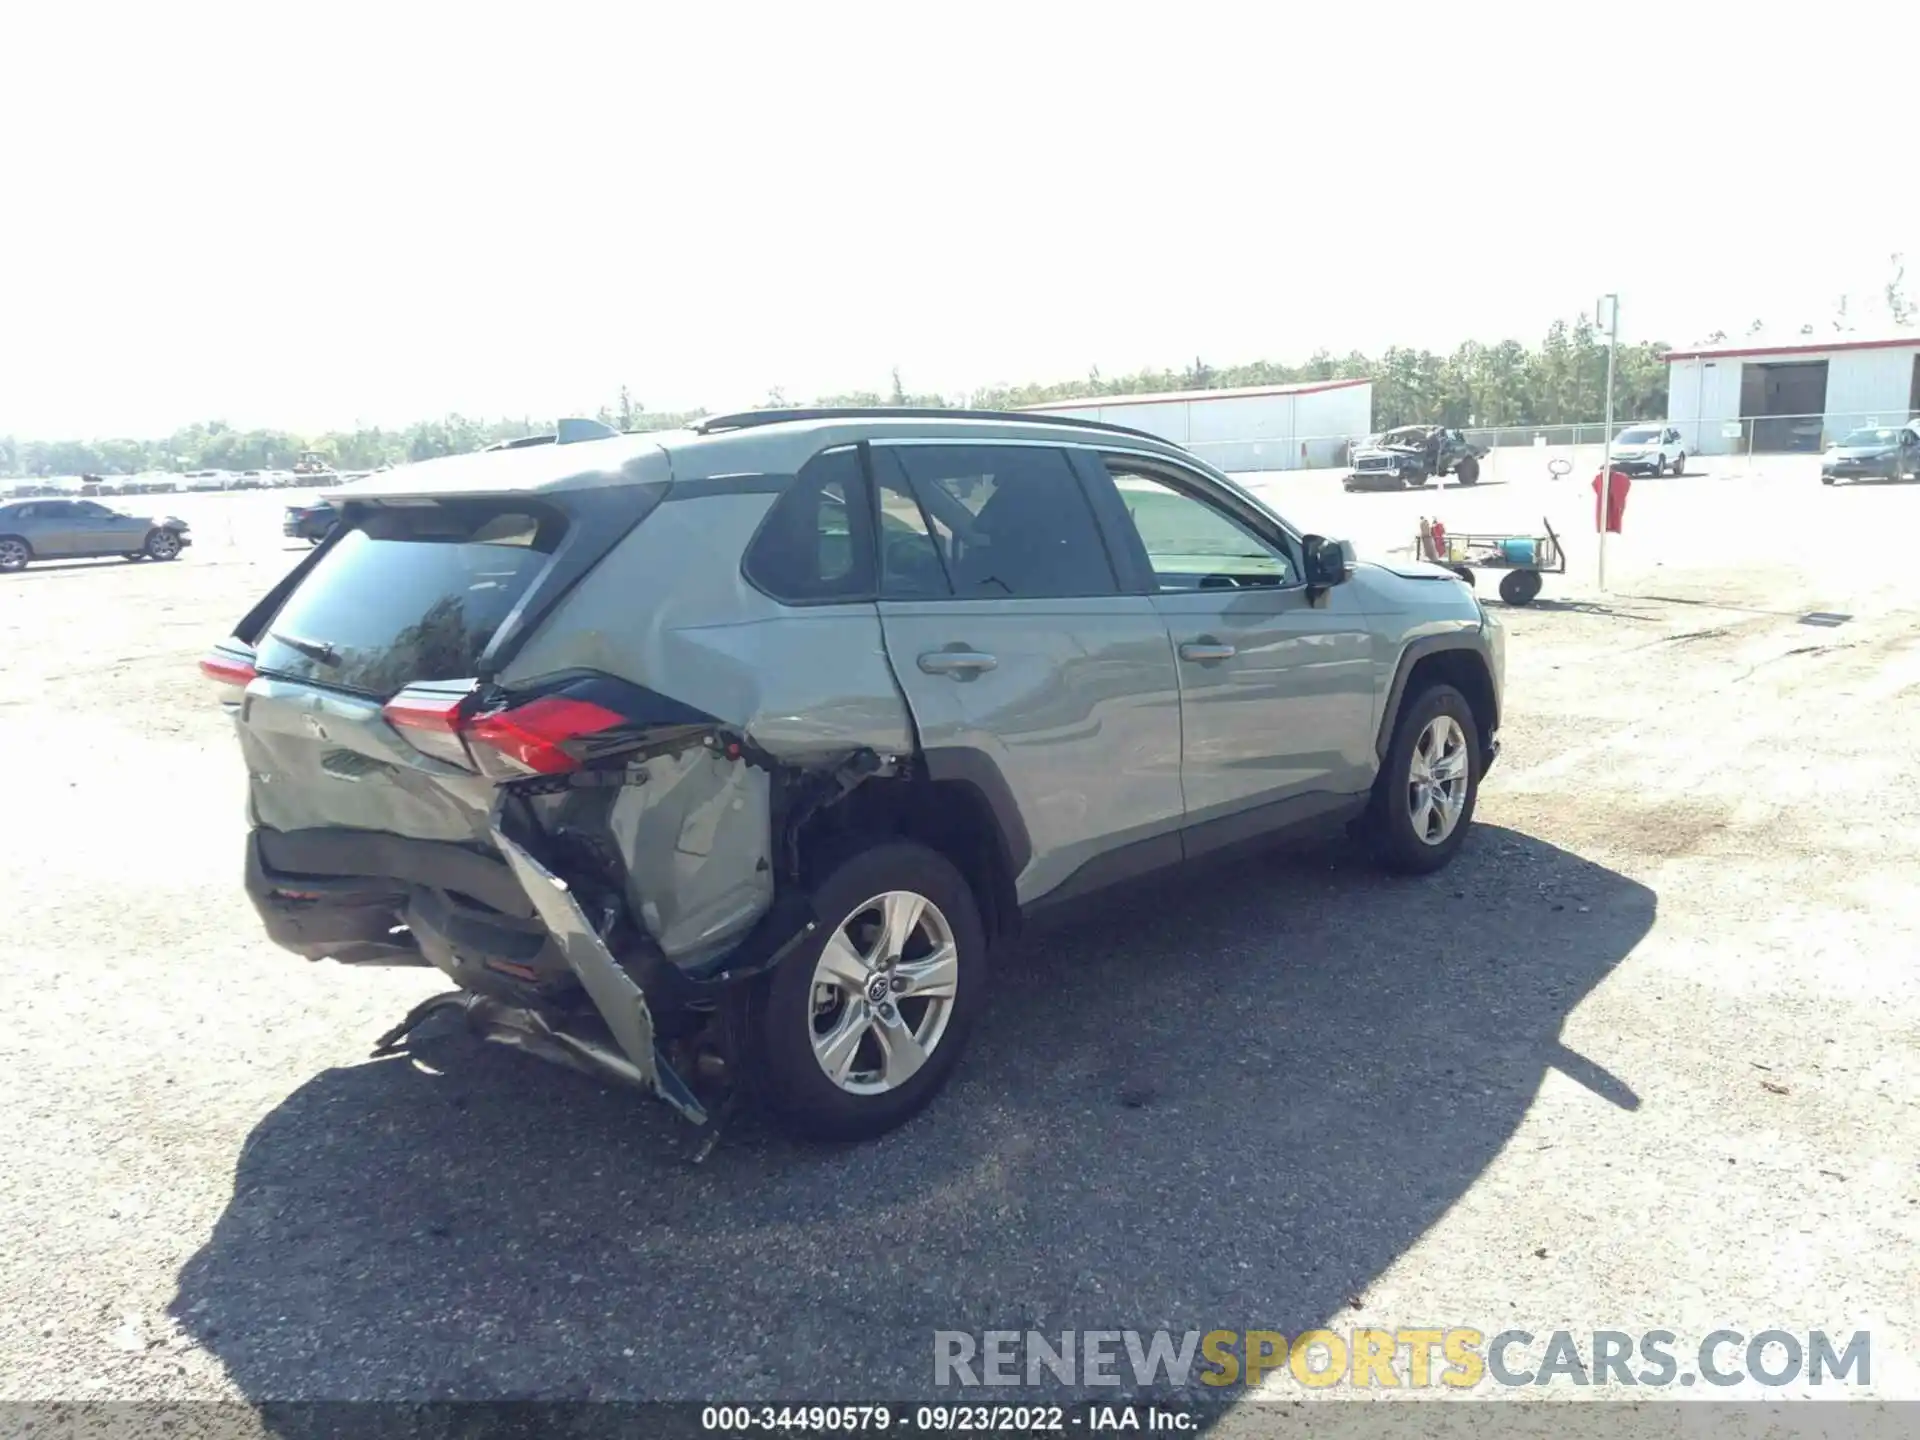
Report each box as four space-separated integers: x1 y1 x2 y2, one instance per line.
169 823 1655 1410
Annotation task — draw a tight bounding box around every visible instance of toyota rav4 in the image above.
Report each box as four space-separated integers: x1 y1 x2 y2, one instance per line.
203 409 1504 1141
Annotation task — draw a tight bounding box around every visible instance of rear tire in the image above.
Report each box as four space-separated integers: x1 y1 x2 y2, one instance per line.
1673 452 1686 476
143 529 182 561
1499 569 1543 605
1365 683 1482 875
0 537 30 573
1455 457 1481 486
747 839 986 1141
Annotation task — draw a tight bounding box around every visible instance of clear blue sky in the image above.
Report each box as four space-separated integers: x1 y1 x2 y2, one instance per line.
3 0 1915 439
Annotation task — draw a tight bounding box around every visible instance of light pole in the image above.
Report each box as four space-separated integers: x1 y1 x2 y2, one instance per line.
1597 294 1619 591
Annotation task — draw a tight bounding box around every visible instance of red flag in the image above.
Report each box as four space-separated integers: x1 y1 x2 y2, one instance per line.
1592 468 1631 534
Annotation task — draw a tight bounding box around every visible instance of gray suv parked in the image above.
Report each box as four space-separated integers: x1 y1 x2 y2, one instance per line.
204 409 1504 1140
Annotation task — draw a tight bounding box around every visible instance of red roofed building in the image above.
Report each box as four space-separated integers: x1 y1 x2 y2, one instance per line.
1663 330 1920 455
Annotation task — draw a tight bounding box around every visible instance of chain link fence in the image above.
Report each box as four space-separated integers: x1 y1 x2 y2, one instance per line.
1183 408 1918 478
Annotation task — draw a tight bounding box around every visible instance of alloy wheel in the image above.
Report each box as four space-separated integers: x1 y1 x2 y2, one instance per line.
1407 715 1470 846
808 890 959 1096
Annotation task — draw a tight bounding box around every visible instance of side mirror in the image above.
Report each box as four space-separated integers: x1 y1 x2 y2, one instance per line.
1302 534 1355 588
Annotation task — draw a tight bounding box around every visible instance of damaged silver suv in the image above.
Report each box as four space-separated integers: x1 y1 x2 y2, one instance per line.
204 409 1504 1141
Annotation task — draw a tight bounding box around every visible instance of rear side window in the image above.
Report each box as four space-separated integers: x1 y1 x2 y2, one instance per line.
254 502 561 697
742 448 875 604
890 445 1117 599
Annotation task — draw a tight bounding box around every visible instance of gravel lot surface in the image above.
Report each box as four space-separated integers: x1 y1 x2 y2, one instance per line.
0 455 1914 1416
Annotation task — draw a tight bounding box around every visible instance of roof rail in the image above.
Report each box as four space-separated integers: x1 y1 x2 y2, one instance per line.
688 406 1174 445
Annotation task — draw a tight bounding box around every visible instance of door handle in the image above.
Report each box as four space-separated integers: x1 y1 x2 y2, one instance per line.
1179 639 1237 663
917 650 997 677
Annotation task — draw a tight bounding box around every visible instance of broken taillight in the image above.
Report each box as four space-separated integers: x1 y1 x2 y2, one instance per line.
466 696 626 776
381 687 625 777
381 689 475 768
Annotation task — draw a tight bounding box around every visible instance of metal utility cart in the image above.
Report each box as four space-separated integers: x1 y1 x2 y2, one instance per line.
1416 516 1565 605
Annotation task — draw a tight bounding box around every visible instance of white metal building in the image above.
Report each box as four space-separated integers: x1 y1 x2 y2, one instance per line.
1023 377 1373 473
1664 333 1920 455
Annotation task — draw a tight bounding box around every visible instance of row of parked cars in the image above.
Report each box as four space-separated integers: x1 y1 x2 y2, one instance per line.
2 468 380 502
185 468 376 491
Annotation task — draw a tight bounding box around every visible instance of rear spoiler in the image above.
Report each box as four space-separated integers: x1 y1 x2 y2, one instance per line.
483 418 620 452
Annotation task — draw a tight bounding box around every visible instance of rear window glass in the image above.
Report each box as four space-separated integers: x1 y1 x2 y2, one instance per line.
255 503 560 697
741 448 875 603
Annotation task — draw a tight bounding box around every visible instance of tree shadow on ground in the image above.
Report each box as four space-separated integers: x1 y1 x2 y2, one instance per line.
171 825 1655 1411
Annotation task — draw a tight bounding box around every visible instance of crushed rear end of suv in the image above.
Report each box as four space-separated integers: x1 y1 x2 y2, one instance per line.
206 409 1503 1142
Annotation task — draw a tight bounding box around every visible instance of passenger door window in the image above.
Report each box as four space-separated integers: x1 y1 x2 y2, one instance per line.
871 451 951 599
887 445 1117 599
1106 469 1294 591
742 447 875 604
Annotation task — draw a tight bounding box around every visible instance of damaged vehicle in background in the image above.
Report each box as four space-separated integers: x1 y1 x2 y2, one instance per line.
202 409 1504 1141
1344 425 1486 491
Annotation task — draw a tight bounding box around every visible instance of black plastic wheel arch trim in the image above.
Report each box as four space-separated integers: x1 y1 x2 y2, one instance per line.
1373 635 1495 761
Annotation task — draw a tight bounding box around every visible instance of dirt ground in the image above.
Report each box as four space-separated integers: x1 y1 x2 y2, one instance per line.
0 458 1915 1414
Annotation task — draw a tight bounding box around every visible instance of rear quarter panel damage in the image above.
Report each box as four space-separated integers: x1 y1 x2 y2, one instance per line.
499 488 917 968
605 747 774 971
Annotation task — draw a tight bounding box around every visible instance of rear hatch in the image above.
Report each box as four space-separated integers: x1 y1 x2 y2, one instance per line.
207 480 667 846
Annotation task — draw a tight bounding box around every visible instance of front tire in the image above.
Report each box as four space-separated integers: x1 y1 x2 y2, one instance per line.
1455 456 1481 486
1365 683 1482 875
749 840 986 1141
143 529 182 561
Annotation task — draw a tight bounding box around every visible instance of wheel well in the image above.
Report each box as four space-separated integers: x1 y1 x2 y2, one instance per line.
794 775 1020 948
1397 649 1498 762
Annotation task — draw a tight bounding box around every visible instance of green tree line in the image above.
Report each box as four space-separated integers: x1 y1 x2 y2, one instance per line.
958 315 1670 431
2 317 1668 477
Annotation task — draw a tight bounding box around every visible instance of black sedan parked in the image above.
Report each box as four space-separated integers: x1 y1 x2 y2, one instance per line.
283 500 338 544
0 498 191 573
1821 425 1920 484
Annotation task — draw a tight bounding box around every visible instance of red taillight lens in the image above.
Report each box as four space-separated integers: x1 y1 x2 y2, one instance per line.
381 689 476 768
200 653 257 688
382 693 466 733
466 696 625 776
